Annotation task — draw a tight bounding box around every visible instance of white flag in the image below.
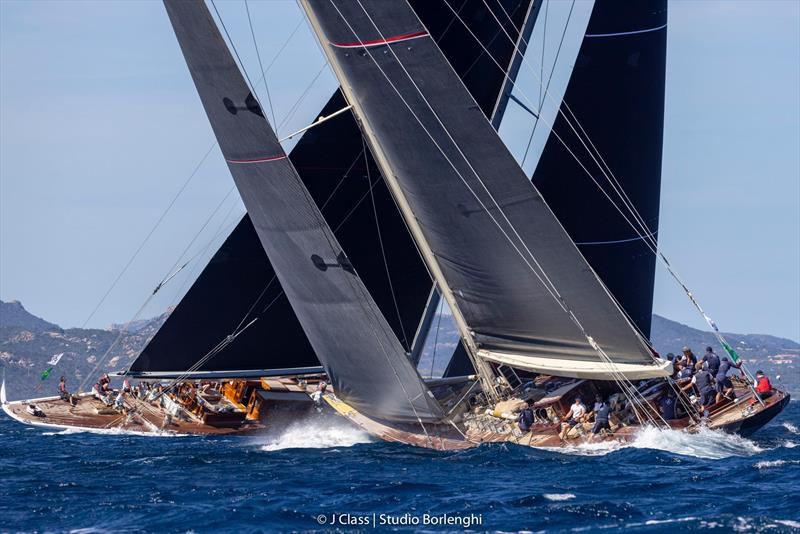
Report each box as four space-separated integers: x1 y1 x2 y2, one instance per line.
47 353 64 366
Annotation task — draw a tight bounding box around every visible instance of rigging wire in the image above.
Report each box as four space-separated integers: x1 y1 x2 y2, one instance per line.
361 136 410 350
483 0 761 400
78 186 237 392
329 0 666 425
429 297 446 379
77 10 304 335
244 0 277 128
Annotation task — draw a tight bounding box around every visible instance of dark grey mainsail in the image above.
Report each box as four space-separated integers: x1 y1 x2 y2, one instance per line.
300 0 669 379
132 1 536 380
163 0 443 422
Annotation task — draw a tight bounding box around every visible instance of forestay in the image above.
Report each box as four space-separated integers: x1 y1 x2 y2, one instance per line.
162 0 444 422
299 0 669 379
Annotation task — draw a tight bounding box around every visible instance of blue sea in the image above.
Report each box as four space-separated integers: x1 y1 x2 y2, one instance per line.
1 402 798 533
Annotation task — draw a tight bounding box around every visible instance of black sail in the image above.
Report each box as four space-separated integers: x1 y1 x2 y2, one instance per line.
131 1 534 377
530 0 667 339
300 0 668 379
161 0 443 422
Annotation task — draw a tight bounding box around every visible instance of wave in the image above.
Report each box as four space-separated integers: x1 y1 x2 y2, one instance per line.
629 425 765 459
41 426 186 438
754 459 800 469
546 424 766 459
782 422 799 435
543 493 575 502
257 417 373 452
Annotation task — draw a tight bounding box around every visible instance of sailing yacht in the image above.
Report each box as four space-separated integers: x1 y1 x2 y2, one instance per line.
294 0 788 449
4 0 789 443
2 0 538 435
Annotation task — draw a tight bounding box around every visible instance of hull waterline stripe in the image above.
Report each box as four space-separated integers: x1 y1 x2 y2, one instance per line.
585 23 667 39
330 30 429 49
226 155 286 164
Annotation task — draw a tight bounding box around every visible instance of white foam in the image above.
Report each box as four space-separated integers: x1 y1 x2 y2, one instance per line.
782 422 799 435
754 459 800 469
783 440 798 449
775 520 800 529
629 425 765 459
643 516 697 526
257 417 373 452
546 424 766 459
42 426 185 438
543 493 575 502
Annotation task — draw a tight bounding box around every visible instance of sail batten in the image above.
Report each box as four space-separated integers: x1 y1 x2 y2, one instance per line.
300 0 666 377
163 0 443 423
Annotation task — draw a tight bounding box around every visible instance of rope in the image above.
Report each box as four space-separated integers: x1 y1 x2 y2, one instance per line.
361 136 410 350
429 297 445 379
327 0 670 427
244 0 277 128
333 0 653 389
482 0 763 401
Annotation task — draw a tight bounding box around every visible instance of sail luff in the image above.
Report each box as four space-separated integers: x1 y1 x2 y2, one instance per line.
297 0 669 380
489 0 543 129
163 0 444 422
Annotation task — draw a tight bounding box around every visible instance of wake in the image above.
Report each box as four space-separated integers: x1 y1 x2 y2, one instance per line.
256 416 373 452
552 425 767 459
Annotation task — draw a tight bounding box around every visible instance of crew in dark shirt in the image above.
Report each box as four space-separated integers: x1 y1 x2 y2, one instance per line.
590 398 612 441
659 393 676 420
703 346 721 376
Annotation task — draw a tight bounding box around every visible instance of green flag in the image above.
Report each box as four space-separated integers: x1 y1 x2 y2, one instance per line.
721 341 740 363
40 367 53 381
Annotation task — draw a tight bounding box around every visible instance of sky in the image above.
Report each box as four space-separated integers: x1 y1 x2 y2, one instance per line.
1 1 798 342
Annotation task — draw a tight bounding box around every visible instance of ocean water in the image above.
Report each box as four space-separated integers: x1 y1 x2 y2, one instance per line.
1 403 798 533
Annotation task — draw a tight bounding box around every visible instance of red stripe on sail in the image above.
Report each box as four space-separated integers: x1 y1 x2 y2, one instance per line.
330 31 429 49
226 155 286 164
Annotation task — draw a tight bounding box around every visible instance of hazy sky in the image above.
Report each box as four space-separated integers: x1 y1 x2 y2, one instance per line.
1 1 798 342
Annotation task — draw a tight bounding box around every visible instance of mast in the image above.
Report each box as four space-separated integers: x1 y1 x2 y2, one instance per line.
353 109 500 399
490 0 543 129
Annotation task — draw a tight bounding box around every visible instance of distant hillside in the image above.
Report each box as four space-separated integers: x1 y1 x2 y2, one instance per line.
417 313 799 394
1 301 796 401
0 300 168 401
0 300 59 331
650 314 799 359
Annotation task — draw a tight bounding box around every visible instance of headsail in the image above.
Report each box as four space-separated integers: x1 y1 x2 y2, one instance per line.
300 0 669 380
163 0 443 422
529 0 667 338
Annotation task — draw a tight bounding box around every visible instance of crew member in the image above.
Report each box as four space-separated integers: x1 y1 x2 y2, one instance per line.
559 396 587 441
681 362 715 412
590 397 611 441
681 347 698 368
659 392 676 420
715 357 741 403
703 346 721 376
57 376 76 406
755 370 773 400
518 400 534 432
